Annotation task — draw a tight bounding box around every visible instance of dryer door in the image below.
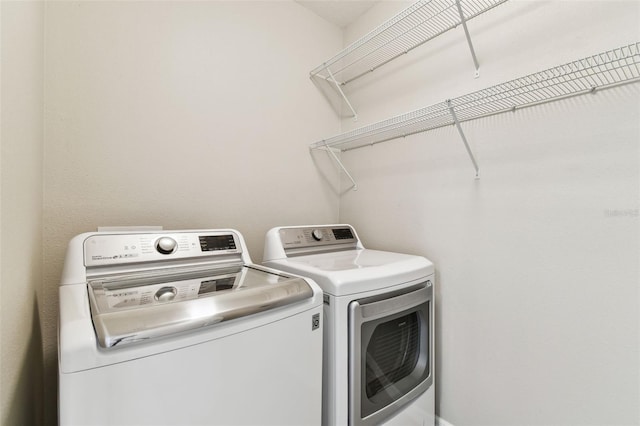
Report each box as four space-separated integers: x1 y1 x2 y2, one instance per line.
348 281 433 426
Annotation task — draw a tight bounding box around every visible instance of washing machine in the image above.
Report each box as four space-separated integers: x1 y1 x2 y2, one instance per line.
263 224 435 426
58 228 323 426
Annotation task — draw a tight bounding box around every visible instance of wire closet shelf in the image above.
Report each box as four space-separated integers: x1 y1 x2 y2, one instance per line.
310 42 640 153
310 0 508 86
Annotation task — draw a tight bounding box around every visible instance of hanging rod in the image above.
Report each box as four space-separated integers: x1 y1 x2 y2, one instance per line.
310 42 640 155
310 0 508 86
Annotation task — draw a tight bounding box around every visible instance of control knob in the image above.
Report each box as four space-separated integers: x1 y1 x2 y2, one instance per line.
156 237 177 254
311 229 323 241
155 286 177 302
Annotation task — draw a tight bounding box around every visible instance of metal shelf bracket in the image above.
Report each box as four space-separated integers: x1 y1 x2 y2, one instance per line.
325 67 358 121
319 144 358 191
455 0 481 78
447 99 480 178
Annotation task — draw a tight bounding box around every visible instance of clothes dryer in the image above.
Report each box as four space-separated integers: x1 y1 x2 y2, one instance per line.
263 224 435 426
59 229 323 426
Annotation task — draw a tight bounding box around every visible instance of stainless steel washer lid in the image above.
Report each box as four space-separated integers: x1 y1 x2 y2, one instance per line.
88 266 313 348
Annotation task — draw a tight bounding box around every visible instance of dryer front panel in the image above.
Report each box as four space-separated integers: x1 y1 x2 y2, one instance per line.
348 280 433 426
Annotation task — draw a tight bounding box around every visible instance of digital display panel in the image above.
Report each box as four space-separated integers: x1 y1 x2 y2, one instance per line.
332 228 354 240
199 235 236 252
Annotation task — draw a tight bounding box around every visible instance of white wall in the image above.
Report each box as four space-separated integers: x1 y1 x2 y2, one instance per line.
339 1 640 425
0 1 45 425
42 1 342 422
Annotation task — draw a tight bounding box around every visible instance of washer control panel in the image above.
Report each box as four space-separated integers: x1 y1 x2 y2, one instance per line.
84 231 240 267
279 226 358 251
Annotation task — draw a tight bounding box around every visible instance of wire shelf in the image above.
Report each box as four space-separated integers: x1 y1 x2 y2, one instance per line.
310 0 508 86
310 42 640 153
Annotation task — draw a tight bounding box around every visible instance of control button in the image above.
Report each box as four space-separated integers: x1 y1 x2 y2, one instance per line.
311 229 323 241
155 286 177 302
156 237 177 254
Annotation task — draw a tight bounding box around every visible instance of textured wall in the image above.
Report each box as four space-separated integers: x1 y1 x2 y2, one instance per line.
42 1 342 422
0 1 44 425
339 1 640 425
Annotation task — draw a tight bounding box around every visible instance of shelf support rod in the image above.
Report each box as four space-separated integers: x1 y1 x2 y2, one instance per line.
447 100 479 178
321 144 358 191
455 0 480 78
325 66 358 121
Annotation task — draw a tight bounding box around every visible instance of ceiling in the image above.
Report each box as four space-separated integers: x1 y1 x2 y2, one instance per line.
295 0 380 28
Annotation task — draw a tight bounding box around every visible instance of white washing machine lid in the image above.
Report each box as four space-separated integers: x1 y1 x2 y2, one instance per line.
265 249 433 296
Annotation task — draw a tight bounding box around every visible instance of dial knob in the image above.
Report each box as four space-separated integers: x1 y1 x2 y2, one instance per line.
156 237 177 254
154 286 177 302
311 229 323 241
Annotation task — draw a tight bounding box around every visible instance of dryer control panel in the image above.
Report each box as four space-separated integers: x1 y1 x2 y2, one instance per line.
279 226 358 252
